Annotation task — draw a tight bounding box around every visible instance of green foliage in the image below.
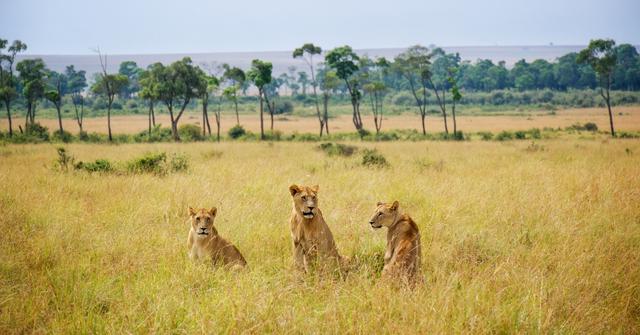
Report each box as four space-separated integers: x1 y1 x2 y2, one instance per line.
25 122 49 140
478 131 494 141
55 147 75 171
178 124 204 141
362 149 389 168
52 130 73 143
169 153 189 172
318 142 358 157
495 131 514 141
74 159 113 173
228 125 246 139
584 122 598 131
126 152 167 174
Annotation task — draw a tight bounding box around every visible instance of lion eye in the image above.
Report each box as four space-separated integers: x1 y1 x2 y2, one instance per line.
378 212 383 216
196 217 201 222
301 196 307 201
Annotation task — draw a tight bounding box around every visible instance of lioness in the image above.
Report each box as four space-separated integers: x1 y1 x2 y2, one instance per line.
369 201 422 286
187 207 247 269
288 184 346 272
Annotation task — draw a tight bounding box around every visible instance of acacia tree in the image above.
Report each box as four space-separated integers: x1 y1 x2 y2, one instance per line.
247 59 273 140
92 49 128 141
65 65 87 132
198 69 220 138
318 67 340 135
326 46 364 132
16 58 47 128
44 71 68 135
362 57 389 134
394 45 431 134
139 63 163 135
577 39 618 136
155 57 206 141
293 43 326 136
222 64 245 125
118 61 141 99
448 68 462 139
429 48 461 135
264 76 281 130
0 39 27 136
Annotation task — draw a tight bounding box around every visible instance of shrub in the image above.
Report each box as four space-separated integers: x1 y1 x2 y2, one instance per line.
357 128 370 139
264 130 283 141
584 122 598 132
514 131 527 139
228 125 246 139
178 124 204 141
495 131 514 141
26 122 49 141
169 154 189 172
318 142 358 157
74 159 113 173
452 130 465 141
274 101 294 114
55 147 75 171
478 131 494 141
127 152 167 174
528 128 542 139
52 130 74 143
362 149 389 168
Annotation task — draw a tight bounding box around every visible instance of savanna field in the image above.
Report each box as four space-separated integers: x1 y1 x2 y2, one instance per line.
1 138 639 333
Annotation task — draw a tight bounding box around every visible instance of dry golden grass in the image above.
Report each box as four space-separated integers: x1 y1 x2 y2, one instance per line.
2 106 639 135
1 139 639 333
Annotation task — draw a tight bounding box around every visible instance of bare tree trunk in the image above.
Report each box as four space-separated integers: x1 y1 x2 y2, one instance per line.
602 84 615 137
5 102 12 136
148 104 152 136
107 97 113 142
215 102 221 142
234 98 239 125
323 93 330 135
452 102 457 138
421 112 426 135
151 103 156 127
259 89 264 140
55 103 64 134
270 101 274 131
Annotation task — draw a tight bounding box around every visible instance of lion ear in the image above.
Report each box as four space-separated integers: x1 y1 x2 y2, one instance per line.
208 207 217 217
289 184 301 196
376 201 384 207
311 184 319 193
390 201 399 211
188 206 196 216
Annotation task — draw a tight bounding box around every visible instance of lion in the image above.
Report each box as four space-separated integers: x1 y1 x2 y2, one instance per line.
187 207 247 269
369 201 422 286
288 184 346 273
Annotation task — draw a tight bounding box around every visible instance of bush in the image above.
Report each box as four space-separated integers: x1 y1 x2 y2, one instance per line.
127 152 167 175
357 128 370 139
274 101 294 114
178 124 204 141
584 122 598 132
74 159 113 173
495 131 514 141
169 154 189 172
514 131 527 139
452 130 465 141
55 147 75 171
478 131 494 141
26 122 49 141
318 142 358 157
528 128 542 139
228 125 246 139
52 130 74 143
362 149 389 168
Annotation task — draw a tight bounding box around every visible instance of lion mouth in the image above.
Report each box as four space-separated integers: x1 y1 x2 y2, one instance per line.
370 222 382 229
302 210 314 219
197 232 209 235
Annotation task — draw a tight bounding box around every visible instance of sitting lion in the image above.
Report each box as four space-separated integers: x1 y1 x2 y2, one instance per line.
187 207 247 269
288 184 346 272
369 201 422 286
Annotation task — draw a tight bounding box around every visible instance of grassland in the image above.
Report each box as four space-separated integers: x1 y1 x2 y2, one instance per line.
2 106 639 136
1 139 639 333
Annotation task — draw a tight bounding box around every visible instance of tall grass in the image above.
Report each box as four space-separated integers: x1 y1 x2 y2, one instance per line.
0 140 639 333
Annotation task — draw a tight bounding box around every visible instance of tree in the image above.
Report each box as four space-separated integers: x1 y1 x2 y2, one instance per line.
325 45 364 132
429 48 460 134
448 68 462 138
65 65 87 132
293 43 325 136
394 45 431 135
362 57 390 134
118 61 141 99
222 65 245 125
198 70 220 139
155 57 206 141
139 63 162 136
577 39 618 136
16 58 46 128
297 71 309 95
612 44 640 90
317 66 339 135
44 70 68 135
92 49 128 141
0 39 27 136
246 59 273 140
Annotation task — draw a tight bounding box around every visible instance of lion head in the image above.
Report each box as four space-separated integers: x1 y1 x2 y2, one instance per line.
188 207 218 238
289 184 320 219
369 201 399 229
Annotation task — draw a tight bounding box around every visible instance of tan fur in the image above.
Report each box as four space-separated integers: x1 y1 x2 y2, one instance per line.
369 201 422 286
288 184 346 272
187 207 247 269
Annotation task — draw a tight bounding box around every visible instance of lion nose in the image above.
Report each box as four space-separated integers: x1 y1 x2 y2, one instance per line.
369 221 375 225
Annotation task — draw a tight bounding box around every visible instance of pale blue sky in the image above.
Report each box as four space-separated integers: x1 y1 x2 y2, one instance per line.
2 0 639 55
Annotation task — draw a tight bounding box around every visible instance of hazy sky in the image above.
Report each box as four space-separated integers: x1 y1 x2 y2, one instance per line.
3 0 639 55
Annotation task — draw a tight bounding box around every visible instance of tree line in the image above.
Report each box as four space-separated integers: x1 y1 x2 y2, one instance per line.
1 38 636 140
